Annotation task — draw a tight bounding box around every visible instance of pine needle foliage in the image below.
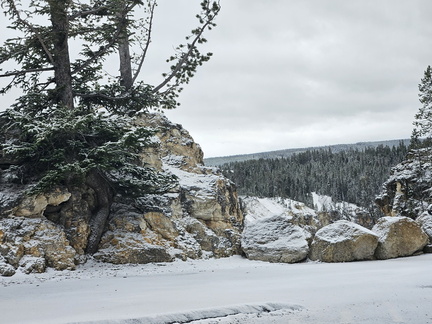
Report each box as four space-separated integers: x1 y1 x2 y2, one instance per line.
411 65 432 149
0 0 220 196
0 106 176 196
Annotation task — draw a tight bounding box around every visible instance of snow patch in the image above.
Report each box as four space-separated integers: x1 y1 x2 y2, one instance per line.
70 302 303 324
315 220 377 243
311 192 364 217
163 162 222 199
242 196 316 225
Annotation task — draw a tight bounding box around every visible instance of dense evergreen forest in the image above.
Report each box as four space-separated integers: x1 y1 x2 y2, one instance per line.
220 142 408 210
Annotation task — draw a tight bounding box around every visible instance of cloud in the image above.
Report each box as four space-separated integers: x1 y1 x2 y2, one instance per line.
164 0 432 157
1 1 431 158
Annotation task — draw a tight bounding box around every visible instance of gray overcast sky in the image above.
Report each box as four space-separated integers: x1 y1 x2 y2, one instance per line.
1 1 432 158
160 0 432 157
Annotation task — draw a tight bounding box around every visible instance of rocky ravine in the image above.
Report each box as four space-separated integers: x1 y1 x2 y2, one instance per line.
0 113 243 276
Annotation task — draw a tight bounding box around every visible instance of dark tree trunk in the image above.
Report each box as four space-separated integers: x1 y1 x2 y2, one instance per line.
117 9 133 90
48 0 74 109
85 169 114 254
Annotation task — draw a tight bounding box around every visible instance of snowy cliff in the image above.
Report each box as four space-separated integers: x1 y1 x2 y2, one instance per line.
0 113 243 275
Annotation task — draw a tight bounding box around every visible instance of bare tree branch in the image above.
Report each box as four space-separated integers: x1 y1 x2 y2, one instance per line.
71 32 120 76
75 91 130 101
5 0 55 66
69 2 139 77
132 0 156 85
152 3 220 94
0 67 54 78
68 5 109 20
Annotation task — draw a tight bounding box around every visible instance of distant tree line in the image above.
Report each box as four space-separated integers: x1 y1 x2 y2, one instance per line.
220 142 408 210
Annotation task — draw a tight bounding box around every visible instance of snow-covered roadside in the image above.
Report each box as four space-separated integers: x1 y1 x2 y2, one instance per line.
1 254 432 324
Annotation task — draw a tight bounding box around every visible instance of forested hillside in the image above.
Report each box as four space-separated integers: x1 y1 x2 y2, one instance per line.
205 139 410 166
220 142 408 211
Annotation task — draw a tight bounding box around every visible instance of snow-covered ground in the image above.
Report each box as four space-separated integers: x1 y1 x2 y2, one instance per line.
1 254 432 324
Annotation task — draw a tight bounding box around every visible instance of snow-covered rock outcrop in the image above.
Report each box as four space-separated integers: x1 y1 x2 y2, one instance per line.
0 113 243 274
417 213 432 238
309 220 378 262
416 213 432 252
241 196 318 233
242 195 374 234
93 113 243 263
375 148 432 218
0 217 77 276
373 216 428 260
374 148 432 255
311 193 376 229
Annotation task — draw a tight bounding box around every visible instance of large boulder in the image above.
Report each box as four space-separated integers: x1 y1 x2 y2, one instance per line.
373 216 428 259
94 232 174 264
241 215 310 263
309 220 379 262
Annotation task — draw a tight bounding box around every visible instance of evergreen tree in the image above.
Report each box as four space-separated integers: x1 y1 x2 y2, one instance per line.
408 65 432 215
411 65 432 149
0 0 220 112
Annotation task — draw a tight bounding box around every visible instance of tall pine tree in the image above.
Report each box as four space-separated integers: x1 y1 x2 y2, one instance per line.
411 65 432 149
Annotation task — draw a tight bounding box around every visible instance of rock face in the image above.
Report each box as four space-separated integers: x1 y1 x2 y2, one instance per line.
375 148 432 218
241 197 319 233
0 217 77 273
374 147 432 255
416 213 432 253
0 255 16 276
0 113 243 274
241 215 309 263
311 193 377 229
309 221 379 262
416 212 432 243
135 113 204 173
93 114 243 264
373 216 428 260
